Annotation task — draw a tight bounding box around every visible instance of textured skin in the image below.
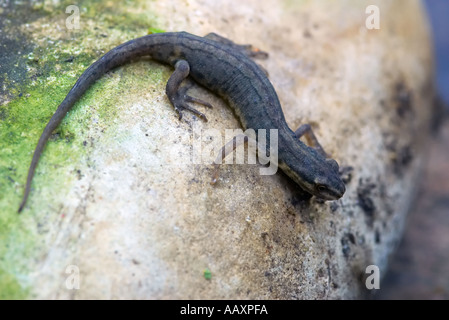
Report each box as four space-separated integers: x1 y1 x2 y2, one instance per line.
18 32 345 212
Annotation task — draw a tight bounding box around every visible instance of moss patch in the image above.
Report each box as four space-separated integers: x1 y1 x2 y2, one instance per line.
0 0 165 299
0 268 28 300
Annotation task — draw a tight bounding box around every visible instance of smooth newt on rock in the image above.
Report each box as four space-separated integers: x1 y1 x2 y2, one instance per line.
18 31 345 213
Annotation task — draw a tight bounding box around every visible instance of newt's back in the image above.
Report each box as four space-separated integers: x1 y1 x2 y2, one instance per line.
148 32 288 131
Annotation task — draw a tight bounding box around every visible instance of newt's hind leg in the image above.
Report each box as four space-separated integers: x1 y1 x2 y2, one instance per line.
166 60 213 121
205 33 269 75
294 124 328 157
204 32 269 60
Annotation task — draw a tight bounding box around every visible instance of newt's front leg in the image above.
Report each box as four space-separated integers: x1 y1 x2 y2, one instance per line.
294 124 328 157
294 124 340 172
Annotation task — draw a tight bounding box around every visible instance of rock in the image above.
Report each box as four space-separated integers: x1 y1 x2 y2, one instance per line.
0 0 436 299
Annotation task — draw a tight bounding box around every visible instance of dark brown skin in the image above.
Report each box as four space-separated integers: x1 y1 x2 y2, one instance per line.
18 31 345 213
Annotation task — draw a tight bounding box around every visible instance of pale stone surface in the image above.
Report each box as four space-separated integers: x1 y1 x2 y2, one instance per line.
5 0 436 299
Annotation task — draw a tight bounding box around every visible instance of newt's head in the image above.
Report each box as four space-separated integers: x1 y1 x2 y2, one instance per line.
279 145 346 201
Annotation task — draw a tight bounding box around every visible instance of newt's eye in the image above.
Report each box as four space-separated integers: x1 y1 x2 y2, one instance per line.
316 185 328 193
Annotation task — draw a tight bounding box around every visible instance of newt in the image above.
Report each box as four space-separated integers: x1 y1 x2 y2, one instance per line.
18 31 345 213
